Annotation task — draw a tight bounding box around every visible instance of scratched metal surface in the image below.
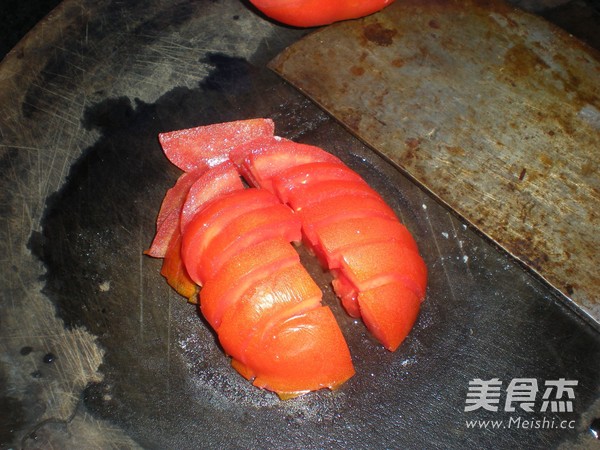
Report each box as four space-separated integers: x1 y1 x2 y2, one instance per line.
0 0 599 449
269 0 600 325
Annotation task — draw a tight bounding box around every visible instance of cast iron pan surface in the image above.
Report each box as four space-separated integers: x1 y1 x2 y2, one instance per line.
1 1 599 448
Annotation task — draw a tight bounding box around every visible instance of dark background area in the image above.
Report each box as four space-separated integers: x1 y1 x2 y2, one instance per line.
1 0 63 59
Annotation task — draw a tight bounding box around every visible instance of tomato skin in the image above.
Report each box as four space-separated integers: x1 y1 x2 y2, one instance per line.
218 261 321 360
358 282 420 351
273 161 363 203
249 0 395 28
315 216 419 268
180 162 244 233
200 238 300 329
181 188 281 284
199 203 302 281
238 306 355 398
339 240 428 298
234 138 342 192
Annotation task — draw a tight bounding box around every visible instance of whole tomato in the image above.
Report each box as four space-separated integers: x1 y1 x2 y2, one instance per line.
248 0 395 27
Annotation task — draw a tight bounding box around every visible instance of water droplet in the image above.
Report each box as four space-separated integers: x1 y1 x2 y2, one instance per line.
43 352 57 364
590 417 600 439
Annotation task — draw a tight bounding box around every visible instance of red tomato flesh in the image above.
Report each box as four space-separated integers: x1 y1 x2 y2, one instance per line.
180 162 244 233
181 188 282 285
217 261 322 360
160 232 198 302
237 305 355 399
286 179 377 211
314 216 419 269
272 161 363 203
297 194 398 247
358 281 421 351
199 238 300 329
338 240 428 299
145 167 206 258
159 118 275 172
235 138 342 192
198 204 302 281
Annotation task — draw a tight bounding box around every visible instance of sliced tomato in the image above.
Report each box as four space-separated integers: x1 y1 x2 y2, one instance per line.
179 162 244 233
331 271 361 318
198 204 302 281
358 281 421 351
218 261 321 360
199 238 300 329
236 306 355 399
181 188 282 285
315 216 419 268
339 240 428 299
158 118 275 172
160 232 198 303
286 179 377 211
145 167 206 258
297 194 398 247
236 139 342 192
272 161 362 203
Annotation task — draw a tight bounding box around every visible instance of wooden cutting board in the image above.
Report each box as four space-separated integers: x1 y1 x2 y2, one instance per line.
269 0 600 323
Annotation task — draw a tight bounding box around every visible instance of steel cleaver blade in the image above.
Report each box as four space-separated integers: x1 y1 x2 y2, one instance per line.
269 0 600 323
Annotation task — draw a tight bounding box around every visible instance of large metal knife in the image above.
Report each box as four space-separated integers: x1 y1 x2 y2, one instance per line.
269 0 600 323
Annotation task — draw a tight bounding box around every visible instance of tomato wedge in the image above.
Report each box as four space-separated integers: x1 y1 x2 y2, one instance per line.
286 179 377 211
297 194 398 248
159 118 275 172
237 306 355 399
160 232 198 302
181 188 283 285
234 138 342 192
218 261 322 361
338 240 428 298
358 281 421 351
145 167 206 258
179 162 244 233
199 238 300 329
198 204 302 281
315 216 419 268
272 161 363 203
